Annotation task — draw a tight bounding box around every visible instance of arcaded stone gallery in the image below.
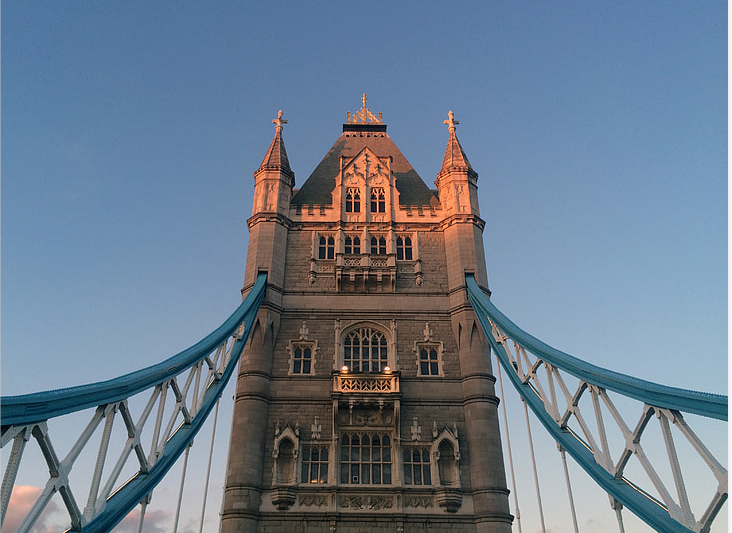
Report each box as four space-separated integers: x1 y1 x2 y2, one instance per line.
221 97 513 533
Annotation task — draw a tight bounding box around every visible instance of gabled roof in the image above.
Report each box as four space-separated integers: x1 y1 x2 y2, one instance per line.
291 123 438 209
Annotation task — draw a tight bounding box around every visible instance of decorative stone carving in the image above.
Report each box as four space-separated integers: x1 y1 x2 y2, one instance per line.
271 486 297 510
340 495 393 510
299 494 328 508
436 488 462 513
404 495 434 509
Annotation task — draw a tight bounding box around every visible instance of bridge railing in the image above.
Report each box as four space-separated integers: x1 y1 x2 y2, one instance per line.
465 274 727 533
1 273 267 533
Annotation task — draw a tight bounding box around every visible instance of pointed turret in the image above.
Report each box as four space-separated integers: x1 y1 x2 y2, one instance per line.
435 111 480 217
438 111 477 181
256 110 294 183
252 110 295 216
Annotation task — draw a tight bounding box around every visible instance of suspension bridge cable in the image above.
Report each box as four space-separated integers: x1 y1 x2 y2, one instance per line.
199 399 221 533
495 355 522 533
522 397 546 533
558 445 580 533
613 499 626 533
173 443 193 533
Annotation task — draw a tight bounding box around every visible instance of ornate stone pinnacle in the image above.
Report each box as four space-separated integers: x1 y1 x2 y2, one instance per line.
347 94 383 124
273 110 287 132
444 110 459 132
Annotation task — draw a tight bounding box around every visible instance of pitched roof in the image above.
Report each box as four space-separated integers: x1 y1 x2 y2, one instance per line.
291 124 439 209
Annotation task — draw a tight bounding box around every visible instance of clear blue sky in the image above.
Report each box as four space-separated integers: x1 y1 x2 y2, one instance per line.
2 2 726 532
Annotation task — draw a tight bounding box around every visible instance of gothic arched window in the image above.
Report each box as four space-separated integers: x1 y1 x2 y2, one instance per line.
346 188 361 213
370 236 386 255
345 236 360 255
370 188 385 213
343 326 388 372
319 235 335 259
396 236 413 260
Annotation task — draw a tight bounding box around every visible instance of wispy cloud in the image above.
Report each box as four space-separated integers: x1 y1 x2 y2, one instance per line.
2 485 59 533
112 508 171 533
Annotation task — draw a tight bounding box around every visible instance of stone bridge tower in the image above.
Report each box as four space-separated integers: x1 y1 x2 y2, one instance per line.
221 97 512 533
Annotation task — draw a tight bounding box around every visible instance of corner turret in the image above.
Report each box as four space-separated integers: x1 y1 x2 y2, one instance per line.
435 111 480 217
252 110 295 216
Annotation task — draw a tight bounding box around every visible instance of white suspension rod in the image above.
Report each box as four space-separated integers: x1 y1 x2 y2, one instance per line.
558 445 580 533
495 355 522 533
173 442 193 533
522 397 546 533
198 399 221 533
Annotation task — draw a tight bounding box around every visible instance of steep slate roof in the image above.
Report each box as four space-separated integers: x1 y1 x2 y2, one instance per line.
291 123 439 209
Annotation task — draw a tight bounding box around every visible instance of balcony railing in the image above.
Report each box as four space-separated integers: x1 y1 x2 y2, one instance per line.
332 372 400 394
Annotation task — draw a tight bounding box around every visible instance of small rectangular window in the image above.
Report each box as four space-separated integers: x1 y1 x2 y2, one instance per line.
403 448 431 485
301 446 329 484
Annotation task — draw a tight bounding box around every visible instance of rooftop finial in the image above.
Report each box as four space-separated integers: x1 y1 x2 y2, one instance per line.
273 110 287 133
347 95 382 124
444 110 459 133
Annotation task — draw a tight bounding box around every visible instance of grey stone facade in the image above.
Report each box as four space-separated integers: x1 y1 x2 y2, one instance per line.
221 102 512 533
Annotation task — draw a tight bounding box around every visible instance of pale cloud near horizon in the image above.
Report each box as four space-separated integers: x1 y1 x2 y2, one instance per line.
2 485 59 533
2 486 176 533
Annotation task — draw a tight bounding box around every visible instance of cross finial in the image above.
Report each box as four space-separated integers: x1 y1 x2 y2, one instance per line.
273 110 287 132
361 93 368 108
444 110 459 132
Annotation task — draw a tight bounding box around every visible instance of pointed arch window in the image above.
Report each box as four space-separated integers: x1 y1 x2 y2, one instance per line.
343 326 388 373
346 188 361 213
370 236 387 255
345 236 361 255
370 188 385 213
319 235 335 260
396 236 413 260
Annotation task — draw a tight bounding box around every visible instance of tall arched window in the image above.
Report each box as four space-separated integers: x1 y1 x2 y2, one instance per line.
370 236 386 255
437 440 458 486
343 326 388 372
345 236 360 255
345 188 361 213
396 236 413 260
318 235 335 259
370 188 385 213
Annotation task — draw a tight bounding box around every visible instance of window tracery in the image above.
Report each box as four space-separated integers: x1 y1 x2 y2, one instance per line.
370 188 385 213
345 188 361 213
343 326 389 372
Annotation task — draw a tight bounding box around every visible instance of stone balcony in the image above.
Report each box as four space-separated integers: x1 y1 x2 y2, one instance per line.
332 370 401 428
332 371 400 394
335 254 397 291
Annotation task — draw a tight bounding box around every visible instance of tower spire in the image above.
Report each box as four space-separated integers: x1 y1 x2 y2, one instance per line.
438 110 476 180
257 110 293 180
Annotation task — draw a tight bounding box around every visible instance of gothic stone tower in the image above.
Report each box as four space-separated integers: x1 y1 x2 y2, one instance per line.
221 98 513 533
